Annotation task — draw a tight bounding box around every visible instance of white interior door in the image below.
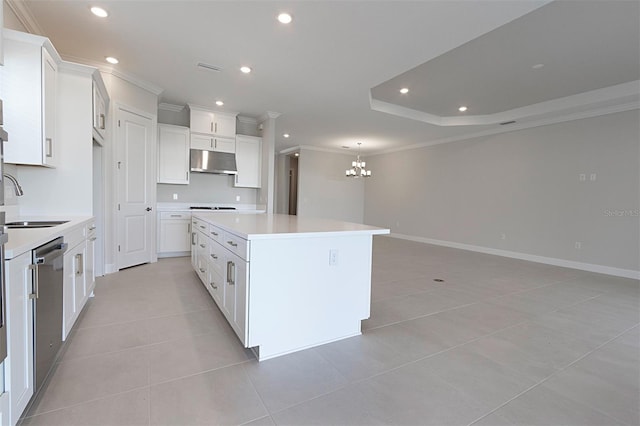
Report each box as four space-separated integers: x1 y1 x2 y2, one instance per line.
116 107 155 269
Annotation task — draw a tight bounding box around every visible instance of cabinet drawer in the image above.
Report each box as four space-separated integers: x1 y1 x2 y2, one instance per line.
65 225 86 249
222 232 248 261
207 224 225 244
208 241 225 277
161 211 191 220
193 218 208 233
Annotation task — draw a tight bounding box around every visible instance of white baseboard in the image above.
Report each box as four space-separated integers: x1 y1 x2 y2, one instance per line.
104 263 117 275
389 233 640 280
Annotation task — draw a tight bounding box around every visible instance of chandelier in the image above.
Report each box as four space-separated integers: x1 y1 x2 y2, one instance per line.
345 143 371 178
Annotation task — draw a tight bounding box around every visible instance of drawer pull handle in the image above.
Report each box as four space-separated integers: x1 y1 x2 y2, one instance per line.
170 214 181 218
211 231 218 236
227 241 238 247
210 254 218 259
200 225 206 229
200 244 206 248
211 283 218 290
199 268 205 273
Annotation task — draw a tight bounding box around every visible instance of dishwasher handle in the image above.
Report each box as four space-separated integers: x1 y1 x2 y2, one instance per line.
35 243 68 265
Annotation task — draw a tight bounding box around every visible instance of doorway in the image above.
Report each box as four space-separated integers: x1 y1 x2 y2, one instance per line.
288 155 299 215
116 106 156 270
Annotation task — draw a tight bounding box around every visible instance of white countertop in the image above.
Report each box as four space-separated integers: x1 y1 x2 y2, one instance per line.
193 213 390 240
5 216 94 259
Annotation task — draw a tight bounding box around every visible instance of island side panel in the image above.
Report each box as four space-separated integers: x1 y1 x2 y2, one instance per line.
248 233 373 360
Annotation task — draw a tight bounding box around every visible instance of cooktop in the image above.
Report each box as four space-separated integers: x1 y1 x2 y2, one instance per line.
189 206 236 210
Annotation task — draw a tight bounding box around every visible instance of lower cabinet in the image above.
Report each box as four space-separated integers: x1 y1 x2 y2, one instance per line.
192 219 248 345
62 221 95 340
5 251 34 426
158 211 192 257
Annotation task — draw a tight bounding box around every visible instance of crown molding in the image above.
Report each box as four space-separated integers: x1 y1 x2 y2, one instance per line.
278 145 351 156
158 103 185 112
370 80 640 127
5 0 44 35
187 103 238 116
258 111 282 123
370 101 640 156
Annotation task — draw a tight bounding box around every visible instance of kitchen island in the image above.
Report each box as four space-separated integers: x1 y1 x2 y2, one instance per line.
191 213 389 361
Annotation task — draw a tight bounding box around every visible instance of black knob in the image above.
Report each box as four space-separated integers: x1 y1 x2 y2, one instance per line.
146 207 152 211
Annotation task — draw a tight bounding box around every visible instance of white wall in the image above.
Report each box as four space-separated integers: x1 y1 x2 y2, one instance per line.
364 110 640 274
297 148 365 223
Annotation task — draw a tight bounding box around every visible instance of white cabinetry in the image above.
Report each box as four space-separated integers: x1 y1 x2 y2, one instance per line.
190 133 236 153
192 218 248 344
189 106 236 137
62 222 94 340
0 30 59 167
92 79 108 142
157 124 190 184
5 251 34 426
234 135 262 188
189 105 237 153
158 211 192 257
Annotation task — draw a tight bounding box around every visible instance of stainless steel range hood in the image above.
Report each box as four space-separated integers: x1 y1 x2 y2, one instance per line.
190 149 237 175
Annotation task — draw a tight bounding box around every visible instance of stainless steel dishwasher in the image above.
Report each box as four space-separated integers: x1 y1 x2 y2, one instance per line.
31 237 67 393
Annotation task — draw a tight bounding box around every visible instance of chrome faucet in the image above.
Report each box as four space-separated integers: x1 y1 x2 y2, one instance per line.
3 173 24 196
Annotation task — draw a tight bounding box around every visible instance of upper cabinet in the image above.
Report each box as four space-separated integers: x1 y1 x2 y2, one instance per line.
158 124 190 184
0 30 59 167
234 135 262 188
92 79 108 144
189 105 237 138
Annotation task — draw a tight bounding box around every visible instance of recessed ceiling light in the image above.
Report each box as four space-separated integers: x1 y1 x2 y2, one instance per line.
399 87 409 94
240 66 252 74
458 106 468 112
294 152 299 157
532 63 545 69
277 13 293 24
283 133 290 138
215 100 224 106
105 56 119 64
90 6 108 17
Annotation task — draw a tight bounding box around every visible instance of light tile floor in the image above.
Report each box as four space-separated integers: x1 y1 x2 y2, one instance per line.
21 236 639 425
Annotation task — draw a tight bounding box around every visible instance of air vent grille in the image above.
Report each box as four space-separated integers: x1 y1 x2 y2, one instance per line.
197 62 222 72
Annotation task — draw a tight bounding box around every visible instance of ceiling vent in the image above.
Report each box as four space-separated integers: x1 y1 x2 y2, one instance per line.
197 62 222 72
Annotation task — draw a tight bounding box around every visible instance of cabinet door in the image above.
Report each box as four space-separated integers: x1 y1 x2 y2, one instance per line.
73 242 87 317
158 125 190 184
86 229 96 296
206 264 224 306
190 134 212 151
212 137 235 153
42 47 57 168
190 109 215 135
6 251 34 425
234 136 262 188
92 81 106 138
224 251 247 345
213 114 236 137
159 219 191 253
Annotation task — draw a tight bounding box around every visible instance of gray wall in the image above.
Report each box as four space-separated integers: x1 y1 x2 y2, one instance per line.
297 148 365 223
364 110 640 272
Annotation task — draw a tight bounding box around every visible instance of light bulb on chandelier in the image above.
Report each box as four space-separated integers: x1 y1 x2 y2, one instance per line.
345 142 372 178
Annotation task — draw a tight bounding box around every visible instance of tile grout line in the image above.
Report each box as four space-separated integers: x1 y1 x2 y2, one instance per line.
466 323 640 426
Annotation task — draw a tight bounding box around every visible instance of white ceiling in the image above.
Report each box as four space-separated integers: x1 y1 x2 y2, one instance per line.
10 0 639 154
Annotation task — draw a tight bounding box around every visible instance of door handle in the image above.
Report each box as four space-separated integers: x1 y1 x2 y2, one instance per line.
29 264 39 299
146 207 152 211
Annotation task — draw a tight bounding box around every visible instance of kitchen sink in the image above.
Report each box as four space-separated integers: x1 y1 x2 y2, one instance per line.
5 220 69 229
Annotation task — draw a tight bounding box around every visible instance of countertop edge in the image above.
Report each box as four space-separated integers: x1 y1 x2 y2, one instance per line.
5 216 95 260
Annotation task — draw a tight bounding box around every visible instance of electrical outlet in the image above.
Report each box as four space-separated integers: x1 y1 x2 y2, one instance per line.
500 233 506 240
173 193 178 200
329 249 339 266
236 195 241 202
396 221 400 228
579 174 586 182
590 173 597 181
575 241 582 250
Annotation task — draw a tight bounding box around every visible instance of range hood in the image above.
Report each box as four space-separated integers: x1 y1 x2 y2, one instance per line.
190 149 237 175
